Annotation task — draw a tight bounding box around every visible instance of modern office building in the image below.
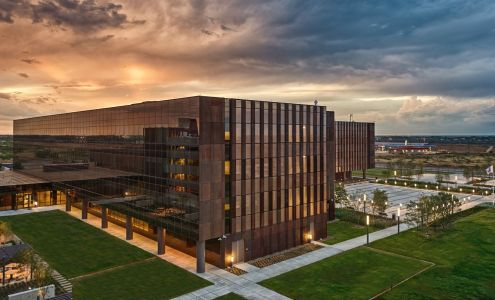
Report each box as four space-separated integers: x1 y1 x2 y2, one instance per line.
4 96 374 272
335 121 375 181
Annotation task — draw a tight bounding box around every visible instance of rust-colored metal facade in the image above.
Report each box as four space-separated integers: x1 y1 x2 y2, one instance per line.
223 99 330 265
11 96 374 270
334 121 375 181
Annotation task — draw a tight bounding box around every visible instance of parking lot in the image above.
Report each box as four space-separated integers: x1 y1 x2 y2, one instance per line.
343 181 487 217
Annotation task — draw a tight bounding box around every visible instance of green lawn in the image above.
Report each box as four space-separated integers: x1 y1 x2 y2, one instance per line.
353 168 388 178
261 247 428 300
372 208 495 299
1 210 212 299
214 292 246 300
325 220 378 245
261 207 495 300
72 258 210 300
1 210 152 278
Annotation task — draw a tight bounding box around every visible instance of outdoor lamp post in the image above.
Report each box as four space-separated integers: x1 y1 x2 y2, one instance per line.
366 215 370 244
1 255 6 286
363 194 367 213
397 207 401 235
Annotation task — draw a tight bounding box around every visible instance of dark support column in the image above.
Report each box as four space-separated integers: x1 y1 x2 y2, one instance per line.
363 169 366 179
81 199 88 220
101 207 108 228
196 240 205 273
126 215 133 240
11 192 16 210
157 226 165 255
65 194 71 212
51 190 57 205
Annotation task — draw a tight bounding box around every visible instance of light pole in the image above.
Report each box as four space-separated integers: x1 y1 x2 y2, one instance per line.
1 255 6 286
397 206 401 235
366 215 370 245
363 194 367 214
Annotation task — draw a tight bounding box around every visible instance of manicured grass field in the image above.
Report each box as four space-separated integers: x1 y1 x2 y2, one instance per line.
214 292 246 300
373 208 495 299
1 210 212 299
72 258 210 300
260 247 428 300
325 220 378 245
353 168 388 178
261 207 495 300
1 210 152 278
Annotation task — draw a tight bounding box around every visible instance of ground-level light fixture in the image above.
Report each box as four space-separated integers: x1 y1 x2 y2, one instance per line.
366 215 370 244
397 207 401 235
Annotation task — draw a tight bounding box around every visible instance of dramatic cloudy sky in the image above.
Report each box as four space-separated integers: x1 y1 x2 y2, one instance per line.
1 0 495 134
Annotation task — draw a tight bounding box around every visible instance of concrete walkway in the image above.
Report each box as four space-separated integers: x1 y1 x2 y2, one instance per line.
0 205 62 217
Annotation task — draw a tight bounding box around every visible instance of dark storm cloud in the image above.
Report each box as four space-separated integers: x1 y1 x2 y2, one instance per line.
179 0 495 99
0 0 30 23
0 0 144 32
17 72 28 78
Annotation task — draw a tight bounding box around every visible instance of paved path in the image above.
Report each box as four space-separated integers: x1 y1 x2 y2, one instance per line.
0 205 62 217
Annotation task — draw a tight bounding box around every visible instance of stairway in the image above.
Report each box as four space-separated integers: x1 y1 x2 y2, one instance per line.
51 270 72 294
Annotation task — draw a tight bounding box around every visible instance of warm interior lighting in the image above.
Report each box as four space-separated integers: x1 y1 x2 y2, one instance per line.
225 161 230 175
225 131 230 140
230 255 234 264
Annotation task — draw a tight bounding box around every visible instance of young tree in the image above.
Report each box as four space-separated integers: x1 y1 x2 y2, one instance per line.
435 171 443 184
371 189 388 214
33 262 53 299
416 162 424 181
15 248 37 282
384 162 394 178
0 222 12 244
348 192 362 211
334 184 349 208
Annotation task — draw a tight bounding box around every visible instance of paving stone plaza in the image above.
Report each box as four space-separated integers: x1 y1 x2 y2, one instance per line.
344 181 488 216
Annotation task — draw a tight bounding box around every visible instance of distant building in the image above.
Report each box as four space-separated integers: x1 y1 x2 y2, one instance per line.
375 140 434 154
335 121 375 180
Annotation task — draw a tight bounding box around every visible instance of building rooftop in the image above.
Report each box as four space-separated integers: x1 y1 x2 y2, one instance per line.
0 170 48 187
